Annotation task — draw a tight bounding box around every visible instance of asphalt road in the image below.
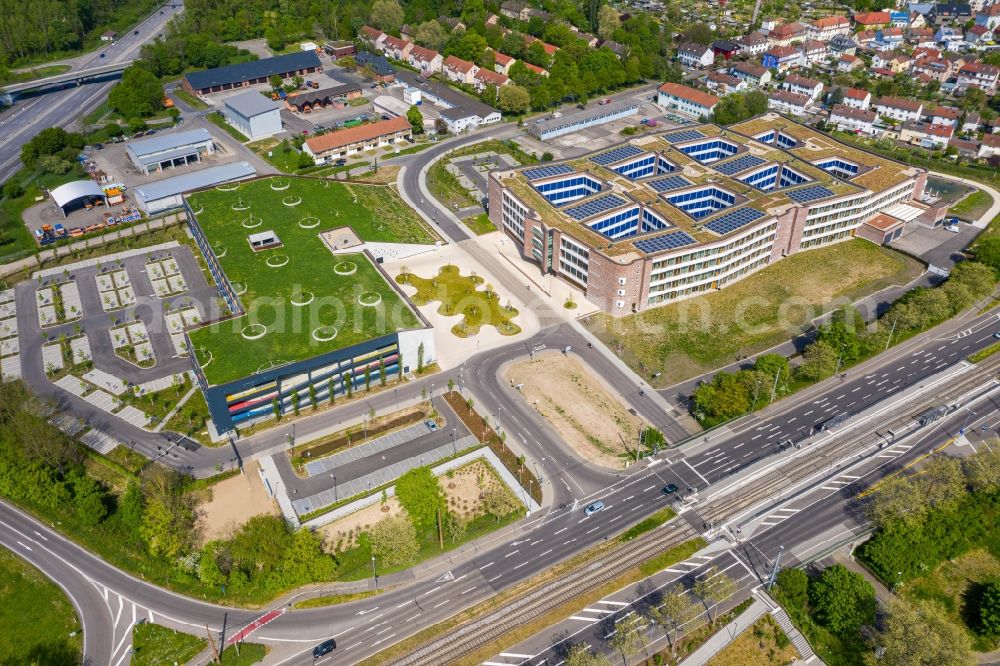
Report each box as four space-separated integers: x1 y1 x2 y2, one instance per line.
0 2 184 185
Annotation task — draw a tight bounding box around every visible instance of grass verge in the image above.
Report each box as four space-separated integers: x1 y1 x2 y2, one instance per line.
950 189 994 221
462 213 496 235
0 548 81 664
131 623 206 666
620 507 676 543
294 590 382 608
969 340 1000 363
219 642 269 664
172 88 209 110
207 111 249 142
356 535 707 666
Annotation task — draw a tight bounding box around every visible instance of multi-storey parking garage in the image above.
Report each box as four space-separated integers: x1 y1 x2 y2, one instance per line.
488 113 945 315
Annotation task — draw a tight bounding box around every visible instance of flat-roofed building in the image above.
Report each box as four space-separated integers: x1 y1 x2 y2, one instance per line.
222 91 283 140
125 128 216 175
134 162 256 214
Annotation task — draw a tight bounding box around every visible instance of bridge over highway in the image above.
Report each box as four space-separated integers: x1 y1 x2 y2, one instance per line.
0 60 135 104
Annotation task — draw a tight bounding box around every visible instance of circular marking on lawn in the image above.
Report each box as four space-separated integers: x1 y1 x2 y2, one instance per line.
265 254 289 268
241 324 267 340
191 205 204 215
270 179 291 191
213 244 227 258
231 199 251 211
196 349 213 366
312 326 338 342
216 183 240 191
290 291 314 306
241 215 263 229
334 261 357 276
358 292 382 307
231 281 247 295
282 195 302 207
298 216 320 229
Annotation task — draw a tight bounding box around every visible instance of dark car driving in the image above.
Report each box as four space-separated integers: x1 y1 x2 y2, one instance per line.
313 638 336 658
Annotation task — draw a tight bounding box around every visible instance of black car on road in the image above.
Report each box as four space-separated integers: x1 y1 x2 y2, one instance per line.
313 639 336 658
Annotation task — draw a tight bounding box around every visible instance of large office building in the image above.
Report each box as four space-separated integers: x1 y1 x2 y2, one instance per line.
182 51 322 96
487 113 943 315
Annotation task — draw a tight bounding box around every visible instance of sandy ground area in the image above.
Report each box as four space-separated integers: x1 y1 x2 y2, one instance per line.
318 497 404 553
504 351 642 468
383 242 540 369
198 461 280 542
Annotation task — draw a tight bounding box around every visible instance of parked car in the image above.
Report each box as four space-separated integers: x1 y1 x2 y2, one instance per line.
312 639 336 658
425 419 438 432
945 224 960 233
584 501 605 516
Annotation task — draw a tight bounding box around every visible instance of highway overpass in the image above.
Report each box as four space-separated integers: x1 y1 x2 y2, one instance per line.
0 60 135 104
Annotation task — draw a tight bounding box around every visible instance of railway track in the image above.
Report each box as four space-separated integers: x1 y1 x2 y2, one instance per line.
697 357 1000 525
389 520 700 665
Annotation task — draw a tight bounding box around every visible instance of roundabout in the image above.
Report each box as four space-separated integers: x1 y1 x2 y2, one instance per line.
311 326 338 342
358 292 382 307
298 216 320 229
241 214 263 229
290 291 314 306
240 324 267 340
265 254 289 268
334 261 357 276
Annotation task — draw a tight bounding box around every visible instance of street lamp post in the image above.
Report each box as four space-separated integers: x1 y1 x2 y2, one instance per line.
372 556 378 589
332 474 337 501
394 388 399 410
451 428 457 455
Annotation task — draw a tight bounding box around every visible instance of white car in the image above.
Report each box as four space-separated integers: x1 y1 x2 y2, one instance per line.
945 225 960 233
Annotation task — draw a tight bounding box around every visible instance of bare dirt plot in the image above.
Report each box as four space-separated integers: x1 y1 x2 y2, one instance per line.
706 614 798 666
318 497 404 553
503 352 643 468
440 460 516 518
198 462 280 542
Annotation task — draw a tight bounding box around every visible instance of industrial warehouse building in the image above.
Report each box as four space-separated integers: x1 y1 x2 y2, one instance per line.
394 70 501 133
528 101 639 140
303 116 412 164
133 162 256 215
222 91 283 140
488 113 944 316
182 51 322 96
125 129 216 175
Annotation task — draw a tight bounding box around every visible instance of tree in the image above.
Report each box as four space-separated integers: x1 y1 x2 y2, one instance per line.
867 597 973 666
640 426 665 452
774 569 809 610
795 340 840 382
498 85 531 114
368 515 419 567
407 105 424 134
369 0 404 34
682 23 714 45
980 579 1000 636
607 611 646 665
565 643 611 666
647 585 699 654
415 20 446 51
693 567 737 625
597 5 621 39
481 486 520 521
2 181 24 200
108 65 163 119
394 467 444 530
948 261 994 299
809 564 876 635
269 74 283 90
974 238 1000 278
964 444 1000 492
444 512 468 543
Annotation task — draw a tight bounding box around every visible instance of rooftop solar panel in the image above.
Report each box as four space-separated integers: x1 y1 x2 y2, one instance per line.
664 129 706 143
634 231 698 253
646 175 691 193
523 164 574 181
591 144 645 166
786 185 836 203
564 194 627 220
703 207 766 235
714 154 766 176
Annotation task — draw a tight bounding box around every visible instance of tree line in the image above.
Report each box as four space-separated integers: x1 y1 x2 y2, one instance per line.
692 260 996 425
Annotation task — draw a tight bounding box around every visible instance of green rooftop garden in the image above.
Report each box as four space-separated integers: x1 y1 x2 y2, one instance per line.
186 177 430 386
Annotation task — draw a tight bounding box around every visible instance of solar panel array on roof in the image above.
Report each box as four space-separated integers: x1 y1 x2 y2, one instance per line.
634 231 698 253
591 144 644 166
523 164 574 181
646 176 691 193
703 207 766 235
714 154 766 176
787 185 835 203
664 129 705 143
564 194 627 220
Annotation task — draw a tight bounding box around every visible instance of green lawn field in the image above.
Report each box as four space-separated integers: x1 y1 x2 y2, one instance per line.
186 177 432 385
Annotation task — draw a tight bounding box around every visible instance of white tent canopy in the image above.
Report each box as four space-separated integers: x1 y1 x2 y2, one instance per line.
50 180 107 216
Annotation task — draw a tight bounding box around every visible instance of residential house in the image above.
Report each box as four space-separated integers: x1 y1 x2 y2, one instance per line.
500 0 529 20
912 55 953 80
706 71 746 94
933 2 972 24
407 45 442 74
927 105 961 126
304 116 412 163
874 26 906 49
830 104 877 133
830 35 858 54
948 137 980 158
899 121 953 147
711 39 742 60
957 61 1000 92
354 52 395 83
768 22 809 45
730 61 772 87
978 132 1000 158
967 24 993 44
678 43 715 68
656 82 719 117
739 32 770 55
783 73 824 99
874 96 924 122
359 26 386 49
571 28 600 47
872 51 910 72
599 40 629 59
809 15 851 40
841 87 872 109
381 35 413 60
492 51 516 75
769 90 813 116
935 26 965 48
975 3 1000 30
762 45 804 72
890 9 912 26
473 68 509 92
802 39 829 63
761 17 783 33
442 55 479 85
963 111 982 132
100 30 117 41
853 11 891 27
838 54 864 71
855 30 879 47
910 11 929 28
909 26 938 46
522 62 549 77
